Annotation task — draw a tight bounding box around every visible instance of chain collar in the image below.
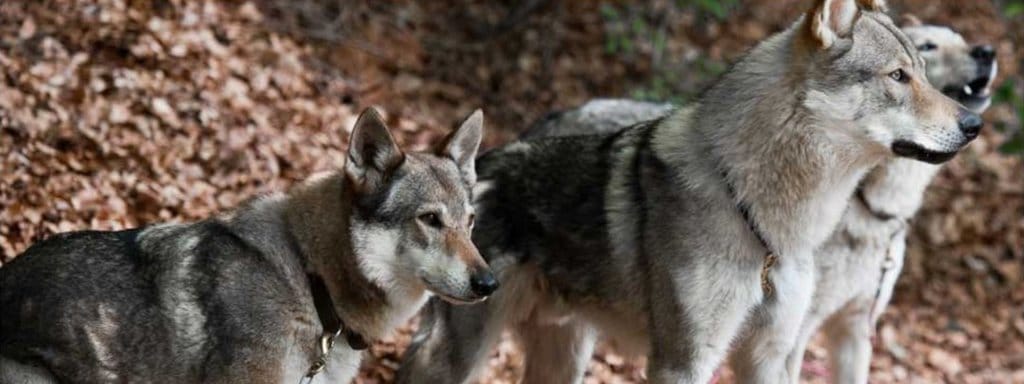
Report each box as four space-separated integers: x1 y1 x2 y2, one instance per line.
301 273 369 383
721 172 779 297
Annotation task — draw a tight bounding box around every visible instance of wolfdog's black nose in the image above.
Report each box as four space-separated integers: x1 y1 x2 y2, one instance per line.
958 109 983 140
470 271 499 297
970 45 995 61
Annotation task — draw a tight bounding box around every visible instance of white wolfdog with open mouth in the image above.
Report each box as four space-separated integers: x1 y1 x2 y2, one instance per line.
397 1 983 383
523 15 997 384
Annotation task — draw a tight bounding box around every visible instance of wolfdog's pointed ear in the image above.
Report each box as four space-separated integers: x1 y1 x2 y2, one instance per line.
808 0 885 48
900 13 922 28
440 109 483 184
345 108 405 190
857 0 887 12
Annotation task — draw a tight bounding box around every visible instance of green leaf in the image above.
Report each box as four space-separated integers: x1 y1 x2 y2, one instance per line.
632 17 648 36
600 3 623 54
998 131 1024 155
653 29 667 56
620 35 633 54
1006 3 1024 18
652 76 666 94
695 0 728 19
630 88 646 100
605 36 618 54
992 81 1024 138
600 3 620 20
993 81 1018 104
698 59 726 76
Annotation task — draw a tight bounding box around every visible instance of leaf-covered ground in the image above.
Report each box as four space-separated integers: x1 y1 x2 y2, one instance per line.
1 1 1021 383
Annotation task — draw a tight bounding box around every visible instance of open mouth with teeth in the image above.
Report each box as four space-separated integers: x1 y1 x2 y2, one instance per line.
944 77 990 105
942 64 997 113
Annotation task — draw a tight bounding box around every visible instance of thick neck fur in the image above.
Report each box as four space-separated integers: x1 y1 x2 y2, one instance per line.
859 158 939 221
281 172 418 340
655 23 885 256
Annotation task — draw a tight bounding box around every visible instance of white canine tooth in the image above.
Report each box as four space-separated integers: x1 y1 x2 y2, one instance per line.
963 85 973 96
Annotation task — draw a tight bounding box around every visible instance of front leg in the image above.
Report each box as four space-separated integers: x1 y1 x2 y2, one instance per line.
730 256 816 384
515 319 597 384
780 304 828 384
822 306 873 384
646 257 763 384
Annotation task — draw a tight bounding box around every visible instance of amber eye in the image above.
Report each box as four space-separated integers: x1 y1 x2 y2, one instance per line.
418 213 444 228
888 68 909 83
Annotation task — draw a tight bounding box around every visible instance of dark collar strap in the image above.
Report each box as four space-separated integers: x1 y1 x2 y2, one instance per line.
855 187 898 222
721 171 776 255
721 171 778 297
735 201 775 256
279 228 368 350
307 273 369 350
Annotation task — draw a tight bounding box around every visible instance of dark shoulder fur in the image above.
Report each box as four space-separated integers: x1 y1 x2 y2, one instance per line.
0 220 298 382
472 120 659 298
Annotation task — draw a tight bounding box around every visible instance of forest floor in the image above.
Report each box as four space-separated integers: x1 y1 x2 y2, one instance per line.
1 1 1022 383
